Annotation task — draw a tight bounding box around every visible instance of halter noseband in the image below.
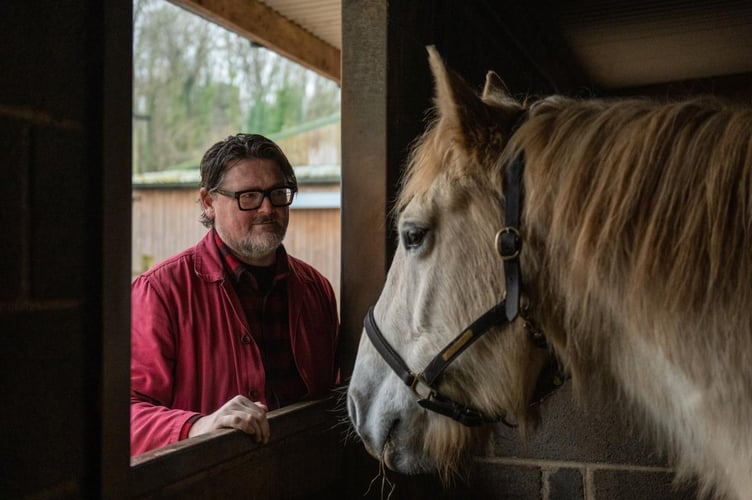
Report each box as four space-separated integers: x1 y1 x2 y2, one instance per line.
363 152 549 426
364 304 510 426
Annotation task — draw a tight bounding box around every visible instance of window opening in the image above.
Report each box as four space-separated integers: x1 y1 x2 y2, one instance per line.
132 0 342 301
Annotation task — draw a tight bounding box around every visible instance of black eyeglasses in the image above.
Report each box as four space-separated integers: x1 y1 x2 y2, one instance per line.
213 186 296 210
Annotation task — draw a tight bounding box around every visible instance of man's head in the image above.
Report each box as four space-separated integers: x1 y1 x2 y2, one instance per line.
199 134 298 266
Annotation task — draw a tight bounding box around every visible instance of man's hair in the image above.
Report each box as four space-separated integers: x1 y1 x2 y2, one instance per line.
199 133 297 227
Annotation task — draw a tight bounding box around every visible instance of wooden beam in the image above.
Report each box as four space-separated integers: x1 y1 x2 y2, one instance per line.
171 0 341 83
340 0 389 377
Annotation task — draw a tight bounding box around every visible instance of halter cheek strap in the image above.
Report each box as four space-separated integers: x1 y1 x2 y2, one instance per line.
364 306 507 426
496 151 525 321
420 302 508 386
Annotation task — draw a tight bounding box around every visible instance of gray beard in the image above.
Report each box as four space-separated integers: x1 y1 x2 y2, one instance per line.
234 227 286 262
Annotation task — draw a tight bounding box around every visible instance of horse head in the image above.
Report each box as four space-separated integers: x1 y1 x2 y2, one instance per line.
346 46 555 479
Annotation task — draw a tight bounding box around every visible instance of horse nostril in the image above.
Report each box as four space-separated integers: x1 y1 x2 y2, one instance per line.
386 418 400 442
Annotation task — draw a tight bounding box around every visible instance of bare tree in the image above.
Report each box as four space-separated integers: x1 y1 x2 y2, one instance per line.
132 0 340 173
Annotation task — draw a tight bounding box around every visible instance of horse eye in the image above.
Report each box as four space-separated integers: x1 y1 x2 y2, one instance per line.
402 226 427 250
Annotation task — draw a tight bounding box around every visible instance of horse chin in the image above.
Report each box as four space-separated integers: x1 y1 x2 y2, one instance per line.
384 408 493 480
348 395 433 474
380 417 434 475
382 439 432 475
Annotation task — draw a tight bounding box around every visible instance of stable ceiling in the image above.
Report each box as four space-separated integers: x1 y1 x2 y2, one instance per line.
175 0 752 90
556 0 752 89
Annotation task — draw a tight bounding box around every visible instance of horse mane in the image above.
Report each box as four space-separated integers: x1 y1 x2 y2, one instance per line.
503 95 752 386
396 94 522 218
395 116 449 216
514 96 752 305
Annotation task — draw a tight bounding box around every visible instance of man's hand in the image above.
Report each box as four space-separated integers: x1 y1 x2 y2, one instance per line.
188 395 270 444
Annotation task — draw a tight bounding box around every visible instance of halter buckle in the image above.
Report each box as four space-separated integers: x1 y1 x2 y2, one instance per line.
495 227 522 260
418 392 494 427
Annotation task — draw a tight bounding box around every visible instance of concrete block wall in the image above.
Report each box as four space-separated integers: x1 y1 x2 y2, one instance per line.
455 383 700 499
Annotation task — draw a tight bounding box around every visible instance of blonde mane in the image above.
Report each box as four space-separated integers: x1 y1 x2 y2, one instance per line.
523 96 751 301
396 119 449 215
500 97 751 377
397 69 525 217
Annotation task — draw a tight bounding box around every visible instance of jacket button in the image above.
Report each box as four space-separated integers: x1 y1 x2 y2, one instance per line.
241 335 251 344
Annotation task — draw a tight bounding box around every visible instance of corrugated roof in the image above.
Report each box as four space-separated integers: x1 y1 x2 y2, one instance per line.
259 0 341 49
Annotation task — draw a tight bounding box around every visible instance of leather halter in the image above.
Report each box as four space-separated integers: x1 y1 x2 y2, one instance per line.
362 152 553 427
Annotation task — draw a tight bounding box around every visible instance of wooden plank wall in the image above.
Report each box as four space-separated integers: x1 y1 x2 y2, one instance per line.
285 204 341 302
131 186 341 302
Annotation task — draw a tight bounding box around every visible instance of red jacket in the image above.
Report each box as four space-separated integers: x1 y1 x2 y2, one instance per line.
130 231 339 456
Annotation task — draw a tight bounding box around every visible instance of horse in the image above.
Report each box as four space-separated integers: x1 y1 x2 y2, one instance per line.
346 46 752 499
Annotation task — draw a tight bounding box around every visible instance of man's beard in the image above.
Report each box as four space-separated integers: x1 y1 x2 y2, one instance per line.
234 219 287 262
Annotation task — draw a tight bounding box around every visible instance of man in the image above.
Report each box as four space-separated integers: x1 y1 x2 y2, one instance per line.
130 134 339 456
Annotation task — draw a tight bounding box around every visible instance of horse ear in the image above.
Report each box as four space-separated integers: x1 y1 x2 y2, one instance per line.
427 46 493 144
482 71 510 101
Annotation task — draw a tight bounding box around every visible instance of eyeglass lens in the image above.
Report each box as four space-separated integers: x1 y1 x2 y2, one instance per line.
238 188 293 209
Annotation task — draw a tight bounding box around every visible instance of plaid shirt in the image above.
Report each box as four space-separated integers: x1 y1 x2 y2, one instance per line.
214 231 307 410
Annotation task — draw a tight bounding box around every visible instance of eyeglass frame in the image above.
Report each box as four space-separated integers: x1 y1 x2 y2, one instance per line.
212 186 297 211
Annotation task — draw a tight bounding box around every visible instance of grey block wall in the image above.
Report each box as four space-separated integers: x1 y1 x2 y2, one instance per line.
459 383 699 499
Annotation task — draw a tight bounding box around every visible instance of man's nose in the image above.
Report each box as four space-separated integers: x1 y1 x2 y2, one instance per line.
255 194 275 213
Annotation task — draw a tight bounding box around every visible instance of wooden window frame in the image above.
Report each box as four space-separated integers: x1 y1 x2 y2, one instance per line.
125 0 389 496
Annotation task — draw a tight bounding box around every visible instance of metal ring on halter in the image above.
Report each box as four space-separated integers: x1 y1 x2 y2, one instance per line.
409 375 434 400
495 226 522 260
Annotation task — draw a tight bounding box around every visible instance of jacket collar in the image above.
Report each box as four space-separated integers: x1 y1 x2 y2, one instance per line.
192 231 225 282
194 230 297 284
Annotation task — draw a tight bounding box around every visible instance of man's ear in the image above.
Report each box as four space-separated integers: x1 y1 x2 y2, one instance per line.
199 187 215 220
